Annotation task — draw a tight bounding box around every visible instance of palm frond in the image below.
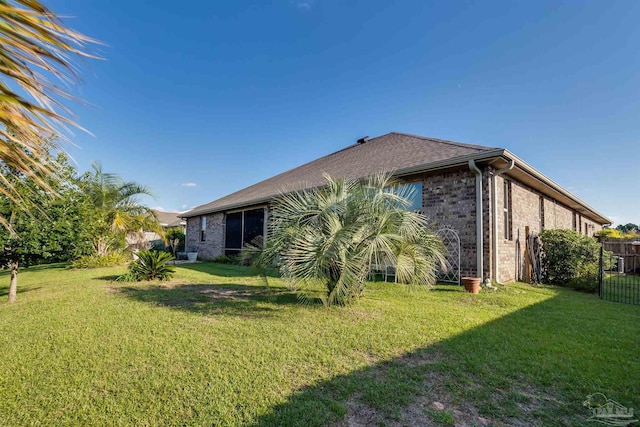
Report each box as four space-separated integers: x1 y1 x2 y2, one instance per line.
256 172 446 306
0 0 100 209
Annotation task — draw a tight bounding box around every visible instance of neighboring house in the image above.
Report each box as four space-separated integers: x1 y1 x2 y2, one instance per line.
154 210 187 231
126 210 186 250
182 132 610 283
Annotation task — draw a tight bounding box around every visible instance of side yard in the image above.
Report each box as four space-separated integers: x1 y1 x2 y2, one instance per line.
0 263 638 426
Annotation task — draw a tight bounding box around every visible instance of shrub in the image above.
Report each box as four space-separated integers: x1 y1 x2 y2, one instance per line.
539 229 603 292
212 255 240 265
150 240 168 252
596 228 639 240
596 228 624 239
166 228 185 255
71 252 130 269
117 250 175 282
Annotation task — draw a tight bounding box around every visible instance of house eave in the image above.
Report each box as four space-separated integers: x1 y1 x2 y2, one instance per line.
182 148 611 226
497 150 611 225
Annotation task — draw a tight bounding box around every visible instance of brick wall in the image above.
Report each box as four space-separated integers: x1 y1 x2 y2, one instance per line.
185 168 604 277
412 166 490 278
543 198 573 229
495 176 544 282
495 177 603 282
185 213 225 260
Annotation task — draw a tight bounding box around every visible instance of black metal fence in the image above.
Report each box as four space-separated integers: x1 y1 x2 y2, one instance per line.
599 246 640 305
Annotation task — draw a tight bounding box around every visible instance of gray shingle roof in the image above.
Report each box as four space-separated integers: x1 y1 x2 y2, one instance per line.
153 210 186 227
183 132 498 217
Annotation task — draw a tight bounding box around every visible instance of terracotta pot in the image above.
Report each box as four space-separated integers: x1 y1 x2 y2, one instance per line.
462 277 481 294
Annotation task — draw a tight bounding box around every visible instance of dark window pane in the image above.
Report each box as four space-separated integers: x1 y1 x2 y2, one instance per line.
243 208 264 246
225 249 241 257
225 212 242 249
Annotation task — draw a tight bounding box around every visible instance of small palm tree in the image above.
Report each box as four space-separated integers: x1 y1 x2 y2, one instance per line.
124 250 175 281
257 173 446 306
0 1 97 204
81 162 164 255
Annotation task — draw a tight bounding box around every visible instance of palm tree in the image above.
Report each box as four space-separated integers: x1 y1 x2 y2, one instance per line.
0 0 97 204
81 162 163 256
257 173 446 306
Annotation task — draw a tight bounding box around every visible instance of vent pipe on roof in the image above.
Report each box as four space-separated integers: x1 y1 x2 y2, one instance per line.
357 136 369 144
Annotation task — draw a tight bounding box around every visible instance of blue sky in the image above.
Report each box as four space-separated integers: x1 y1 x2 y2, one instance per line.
50 0 639 225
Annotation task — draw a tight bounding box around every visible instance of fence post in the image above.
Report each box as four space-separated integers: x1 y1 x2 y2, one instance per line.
598 245 603 299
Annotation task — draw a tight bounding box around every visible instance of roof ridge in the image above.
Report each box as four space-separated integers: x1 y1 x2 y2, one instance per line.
184 132 502 217
389 132 498 151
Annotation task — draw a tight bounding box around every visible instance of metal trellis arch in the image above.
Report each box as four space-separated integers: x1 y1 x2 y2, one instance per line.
435 226 461 285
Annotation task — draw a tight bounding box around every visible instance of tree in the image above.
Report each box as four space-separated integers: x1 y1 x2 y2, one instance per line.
0 151 91 302
256 174 446 306
616 223 639 234
0 1 97 206
79 162 164 256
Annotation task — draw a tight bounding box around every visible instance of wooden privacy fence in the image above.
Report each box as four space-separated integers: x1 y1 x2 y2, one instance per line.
600 238 640 274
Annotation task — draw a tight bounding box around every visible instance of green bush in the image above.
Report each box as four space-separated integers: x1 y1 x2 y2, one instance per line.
539 229 603 292
596 228 625 239
596 228 639 240
211 255 240 265
117 250 175 282
166 228 185 255
70 252 130 269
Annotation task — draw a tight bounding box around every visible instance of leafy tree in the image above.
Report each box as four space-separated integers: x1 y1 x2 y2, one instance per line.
79 162 164 255
616 223 639 234
0 1 97 206
255 174 446 306
0 152 91 302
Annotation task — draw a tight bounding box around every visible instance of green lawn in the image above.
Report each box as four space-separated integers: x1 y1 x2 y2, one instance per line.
0 263 638 426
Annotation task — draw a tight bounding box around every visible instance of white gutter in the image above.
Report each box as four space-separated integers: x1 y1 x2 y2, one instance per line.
492 159 515 284
468 160 484 279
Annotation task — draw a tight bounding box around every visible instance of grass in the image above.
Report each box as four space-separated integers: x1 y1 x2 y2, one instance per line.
0 262 638 426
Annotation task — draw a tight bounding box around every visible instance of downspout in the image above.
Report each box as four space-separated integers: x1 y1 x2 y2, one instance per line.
468 160 484 279
492 159 515 284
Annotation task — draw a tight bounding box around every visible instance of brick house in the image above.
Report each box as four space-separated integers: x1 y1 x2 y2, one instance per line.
182 133 610 283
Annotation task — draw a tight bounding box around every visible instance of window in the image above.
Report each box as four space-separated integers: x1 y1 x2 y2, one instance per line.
503 180 512 240
200 216 207 241
406 182 423 211
584 223 589 236
224 208 265 255
387 182 422 211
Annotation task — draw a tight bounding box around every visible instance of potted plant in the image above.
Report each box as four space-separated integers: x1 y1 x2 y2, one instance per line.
186 248 198 262
461 277 481 294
